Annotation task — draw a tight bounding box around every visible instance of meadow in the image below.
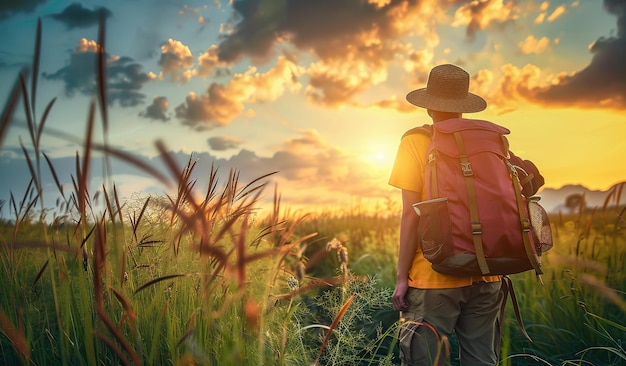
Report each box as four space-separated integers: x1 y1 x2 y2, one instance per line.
1 18 625 366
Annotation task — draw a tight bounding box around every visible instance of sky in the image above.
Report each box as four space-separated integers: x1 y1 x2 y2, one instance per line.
0 0 625 219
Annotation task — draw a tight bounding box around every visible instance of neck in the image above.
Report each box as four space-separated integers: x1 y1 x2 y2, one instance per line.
430 110 462 123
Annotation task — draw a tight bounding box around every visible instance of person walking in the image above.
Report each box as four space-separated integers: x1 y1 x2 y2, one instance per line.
389 64 508 366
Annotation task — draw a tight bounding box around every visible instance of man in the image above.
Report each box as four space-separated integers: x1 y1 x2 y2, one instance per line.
389 64 504 365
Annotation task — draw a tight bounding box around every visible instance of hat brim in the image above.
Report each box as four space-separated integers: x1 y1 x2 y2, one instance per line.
406 88 487 113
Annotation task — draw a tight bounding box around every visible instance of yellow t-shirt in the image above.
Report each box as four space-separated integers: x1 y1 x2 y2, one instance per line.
389 129 501 289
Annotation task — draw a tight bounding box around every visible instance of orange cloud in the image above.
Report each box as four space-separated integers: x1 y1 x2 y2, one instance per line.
482 46 626 112
75 38 100 52
452 0 519 41
518 35 551 55
546 4 566 22
305 58 386 108
209 0 456 114
175 56 303 128
534 2 569 24
193 45 223 78
372 96 416 113
158 39 195 83
475 63 543 110
534 12 546 24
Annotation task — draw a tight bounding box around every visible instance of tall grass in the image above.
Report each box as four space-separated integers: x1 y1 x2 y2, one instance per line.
0 15 344 365
497 191 626 366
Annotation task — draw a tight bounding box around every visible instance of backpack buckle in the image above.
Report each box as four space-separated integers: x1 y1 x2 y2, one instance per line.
461 162 473 176
520 218 530 232
428 152 436 164
471 221 482 235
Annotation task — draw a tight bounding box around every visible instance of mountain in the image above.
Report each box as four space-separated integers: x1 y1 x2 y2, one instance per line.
536 182 625 213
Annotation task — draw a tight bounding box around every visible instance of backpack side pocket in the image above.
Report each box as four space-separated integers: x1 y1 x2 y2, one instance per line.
413 198 453 264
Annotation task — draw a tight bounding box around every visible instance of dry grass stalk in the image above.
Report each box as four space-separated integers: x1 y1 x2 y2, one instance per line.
94 331 131 366
0 70 24 149
42 152 65 199
31 259 49 287
134 273 188 294
109 286 138 333
314 294 355 365
19 142 41 200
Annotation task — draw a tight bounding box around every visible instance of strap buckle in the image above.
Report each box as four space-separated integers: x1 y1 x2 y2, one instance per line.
520 218 530 232
471 221 482 235
428 152 436 164
461 162 473 176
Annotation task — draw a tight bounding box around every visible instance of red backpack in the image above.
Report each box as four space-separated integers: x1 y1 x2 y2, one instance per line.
406 118 550 277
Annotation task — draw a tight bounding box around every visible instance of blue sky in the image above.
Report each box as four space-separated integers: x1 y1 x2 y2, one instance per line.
1 0 625 218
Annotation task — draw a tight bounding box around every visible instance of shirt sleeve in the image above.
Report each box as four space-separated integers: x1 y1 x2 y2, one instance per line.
388 132 430 193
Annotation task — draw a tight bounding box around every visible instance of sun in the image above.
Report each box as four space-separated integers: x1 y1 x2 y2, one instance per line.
362 146 394 169
373 151 386 163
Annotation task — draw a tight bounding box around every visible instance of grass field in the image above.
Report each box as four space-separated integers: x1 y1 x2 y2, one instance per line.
1 17 625 366
1 188 625 365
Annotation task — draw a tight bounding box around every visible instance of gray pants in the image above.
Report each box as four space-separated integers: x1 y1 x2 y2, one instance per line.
399 281 503 366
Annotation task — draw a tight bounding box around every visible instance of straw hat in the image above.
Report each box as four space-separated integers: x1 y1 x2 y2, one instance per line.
406 64 486 113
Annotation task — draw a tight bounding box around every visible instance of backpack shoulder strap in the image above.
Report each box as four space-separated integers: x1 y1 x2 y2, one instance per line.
401 124 432 139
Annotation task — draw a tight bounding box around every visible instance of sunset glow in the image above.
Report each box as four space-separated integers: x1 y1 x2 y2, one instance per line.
0 0 624 216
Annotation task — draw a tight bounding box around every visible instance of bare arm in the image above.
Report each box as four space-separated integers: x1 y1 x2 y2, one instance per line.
392 189 422 311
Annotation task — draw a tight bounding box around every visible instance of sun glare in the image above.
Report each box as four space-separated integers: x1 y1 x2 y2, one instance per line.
363 147 393 168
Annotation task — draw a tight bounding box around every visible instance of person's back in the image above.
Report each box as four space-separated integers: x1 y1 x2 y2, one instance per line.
389 64 544 365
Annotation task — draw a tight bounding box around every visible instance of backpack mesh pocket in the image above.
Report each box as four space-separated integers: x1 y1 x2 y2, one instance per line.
413 198 452 264
528 197 553 255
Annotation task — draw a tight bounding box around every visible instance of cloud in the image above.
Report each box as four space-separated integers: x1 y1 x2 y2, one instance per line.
372 96 416 112
452 0 519 41
305 59 385 108
477 1 626 111
212 0 457 109
604 0 626 38
51 3 112 29
193 45 225 78
175 56 303 128
43 38 99 95
237 130 389 199
158 39 195 83
0 129 394 218
178 4 207 26
217 0 432 63
43 38 156 107
140 96 170 122
175 91 240 130
533 2 569 24
0 0 46 19
525 1 626 109
530 40 626 108
518 35 551 55
158 39 230 83
208 136 242 151
489 63 543 106
546 4 567 22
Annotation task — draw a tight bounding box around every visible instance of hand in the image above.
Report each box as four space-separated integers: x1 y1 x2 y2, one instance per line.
392 280 410 311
